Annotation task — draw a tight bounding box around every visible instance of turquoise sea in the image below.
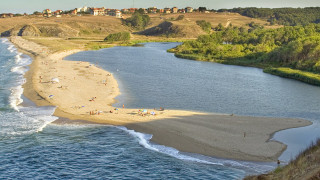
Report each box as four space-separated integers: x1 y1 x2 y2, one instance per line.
1 39 320 179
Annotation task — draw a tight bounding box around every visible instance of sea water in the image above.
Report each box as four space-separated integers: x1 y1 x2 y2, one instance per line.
0 39 265 179
0 39 318 179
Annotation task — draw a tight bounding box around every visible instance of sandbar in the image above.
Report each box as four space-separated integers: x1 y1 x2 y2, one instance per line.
10 36 312 162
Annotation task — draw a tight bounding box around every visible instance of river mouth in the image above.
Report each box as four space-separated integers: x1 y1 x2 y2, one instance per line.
66 42 320 162
0 39 318 179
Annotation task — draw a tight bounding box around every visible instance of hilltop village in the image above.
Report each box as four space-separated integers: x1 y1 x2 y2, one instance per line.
0 6 209 19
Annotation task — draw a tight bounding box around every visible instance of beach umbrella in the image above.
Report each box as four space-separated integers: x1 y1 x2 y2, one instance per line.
51 78 59 83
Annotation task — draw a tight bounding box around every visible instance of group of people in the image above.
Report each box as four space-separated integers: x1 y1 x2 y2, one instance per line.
90 110 102 115
137 109 156 117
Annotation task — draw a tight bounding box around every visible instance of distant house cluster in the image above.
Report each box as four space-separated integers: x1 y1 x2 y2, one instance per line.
1 6 207 19
156 7 194 14
42 9 64 17
0 13 14 18
122 7 195 14
85 7 122 18
38 6 123 18
0 13 28 18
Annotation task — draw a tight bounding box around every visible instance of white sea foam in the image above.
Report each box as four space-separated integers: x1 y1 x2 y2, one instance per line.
0 38 57 135
36 114 59 132
9 85 24 111
15 54 22 64
5 42 32 112
7 44 15 53
1 106 59 137
11 66 28 75
1 38 8 43
117 126 224 166
118 126 277 173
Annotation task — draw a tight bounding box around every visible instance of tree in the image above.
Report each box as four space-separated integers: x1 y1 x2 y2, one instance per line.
199 7 207 12
123 11 150 30
33 11 41 15
215 23 225 31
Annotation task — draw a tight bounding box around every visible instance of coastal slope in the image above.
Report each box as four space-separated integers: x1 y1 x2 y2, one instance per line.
10 36 312 162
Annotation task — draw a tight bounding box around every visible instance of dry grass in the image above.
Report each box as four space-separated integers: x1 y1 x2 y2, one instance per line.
0 15 130 39
148 12 281 29
245 139 320 180
0 12 278 38
1 13 280 52
23 37 88 52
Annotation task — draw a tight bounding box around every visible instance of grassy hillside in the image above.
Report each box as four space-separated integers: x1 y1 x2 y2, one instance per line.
245 139 320 180
0 12 278 52
0 12 279 39
0 15 130 38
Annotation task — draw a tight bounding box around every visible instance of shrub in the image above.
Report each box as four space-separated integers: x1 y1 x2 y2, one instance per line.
104 32 131 42
196 20 212 33
176 15 184 21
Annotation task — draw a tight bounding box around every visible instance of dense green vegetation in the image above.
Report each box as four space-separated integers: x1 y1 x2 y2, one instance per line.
196 20 212 33
104 32 130 42
264 68 320 86
169 24 320 85
224 7 320 26
123 10 150 30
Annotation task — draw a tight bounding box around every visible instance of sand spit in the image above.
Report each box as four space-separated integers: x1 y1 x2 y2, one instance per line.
10 36 311 162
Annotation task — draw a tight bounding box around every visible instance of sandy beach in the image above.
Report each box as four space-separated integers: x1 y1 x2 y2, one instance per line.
10 36 312 162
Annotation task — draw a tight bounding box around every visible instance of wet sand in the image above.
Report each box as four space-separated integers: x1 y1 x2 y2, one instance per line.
10 36 312 162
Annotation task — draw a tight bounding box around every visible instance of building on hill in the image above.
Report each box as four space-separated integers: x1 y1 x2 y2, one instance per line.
107 9 122 18
53 10 63 15
77 6 88 13
164 8 171 14
116 10 122 18
172 7 178 13
43 9 51 14
0 13 14 18
178 9 186 13
90 8 105 16
90 8 106 16
52 10 63 18
185 7 194 13
159 9 164 13
142 8 148 14
42 9 52 17
148 7 157 14
129 8 137 13
70 9 77 15
121 9 129 14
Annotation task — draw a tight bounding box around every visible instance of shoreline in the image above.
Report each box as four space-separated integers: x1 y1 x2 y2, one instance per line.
9 36 312 162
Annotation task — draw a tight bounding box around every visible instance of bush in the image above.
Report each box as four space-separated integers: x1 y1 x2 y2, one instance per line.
104 32 131 42
196 20 212 33
176 15 184 21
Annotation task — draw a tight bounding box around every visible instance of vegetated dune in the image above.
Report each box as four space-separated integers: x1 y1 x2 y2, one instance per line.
245 139 320 180
0 15 130 38
0 12 278 39
138 20 206 38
